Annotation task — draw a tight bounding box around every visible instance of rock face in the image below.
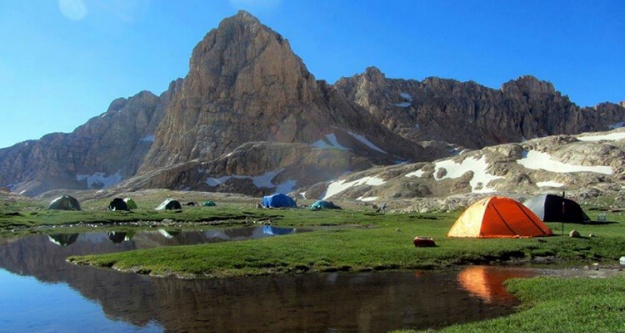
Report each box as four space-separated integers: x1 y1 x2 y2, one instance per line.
335 67 625 149
0 11 624 197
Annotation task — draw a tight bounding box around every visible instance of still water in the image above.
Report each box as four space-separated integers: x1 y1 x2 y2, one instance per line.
0 228 533 332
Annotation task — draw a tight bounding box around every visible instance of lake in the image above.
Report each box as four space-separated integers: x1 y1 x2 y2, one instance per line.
0 228 532 332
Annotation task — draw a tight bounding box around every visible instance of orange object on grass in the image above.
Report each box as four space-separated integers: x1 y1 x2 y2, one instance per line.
447 196 552 238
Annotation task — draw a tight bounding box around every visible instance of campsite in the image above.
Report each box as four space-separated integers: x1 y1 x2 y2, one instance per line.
1 189 625 332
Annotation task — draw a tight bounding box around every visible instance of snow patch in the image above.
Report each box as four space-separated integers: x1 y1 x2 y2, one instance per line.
141 134 155 142
395 92 413 107
576 132 625 142
537 181 565 188
312 133 349 150
206 169 296 194
347 131 387 154
76 171 123 189
323 176 386 200
357 196 378 202
434 156 503 193
517 150 612 175
405 169 425 178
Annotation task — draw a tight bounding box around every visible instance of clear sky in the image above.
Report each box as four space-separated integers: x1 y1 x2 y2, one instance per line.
1 0 623 149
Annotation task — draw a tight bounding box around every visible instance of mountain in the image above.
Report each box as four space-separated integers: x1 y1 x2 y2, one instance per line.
0 11 623 198
335 67 625 149
0 82 181 195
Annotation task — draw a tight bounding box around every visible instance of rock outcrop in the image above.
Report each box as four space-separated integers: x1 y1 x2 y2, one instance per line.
310 128 625 210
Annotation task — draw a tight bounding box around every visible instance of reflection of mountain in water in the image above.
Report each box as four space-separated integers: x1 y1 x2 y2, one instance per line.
0 231 522 331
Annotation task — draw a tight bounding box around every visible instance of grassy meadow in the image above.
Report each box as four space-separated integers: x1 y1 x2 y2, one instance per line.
2 191 625 332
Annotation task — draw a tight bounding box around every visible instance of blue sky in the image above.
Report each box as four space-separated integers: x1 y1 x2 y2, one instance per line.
1 0 623 149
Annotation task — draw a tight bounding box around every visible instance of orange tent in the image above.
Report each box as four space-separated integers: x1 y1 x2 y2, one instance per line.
457 266 535 303
447 196 552 238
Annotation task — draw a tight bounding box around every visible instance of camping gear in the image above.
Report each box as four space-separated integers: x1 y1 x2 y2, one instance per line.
202 200 216 207
413 236 436 247
48 195 81 211
310 200 341 210
523 194 590 223
261 193 297 208
155 199 182 210
124 198 138 210
108 197 129 211
447 196 553 238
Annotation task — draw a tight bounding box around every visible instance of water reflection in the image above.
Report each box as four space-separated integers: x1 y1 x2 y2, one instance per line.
0 229 532 332
457 266 536 303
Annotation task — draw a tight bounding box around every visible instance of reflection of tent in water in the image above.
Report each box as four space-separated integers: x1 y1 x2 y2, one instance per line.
523 194 591 223
310 200 341 210
262 225 296 236
124 198 138 210
158 229 180 239
202 200 216 207
156 199 182 210
108 231 128 243
108 198 129 211
48 233 79 246
457 266 535 303
48 195 81 211
447 196 553 238
261 193 297 208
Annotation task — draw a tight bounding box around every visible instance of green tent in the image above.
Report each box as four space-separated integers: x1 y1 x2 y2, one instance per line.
310 200 341 210
124 197 138 210
48 195 81 211
202 200 216 207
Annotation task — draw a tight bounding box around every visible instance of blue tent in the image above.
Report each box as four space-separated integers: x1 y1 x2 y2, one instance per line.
261 193 297 208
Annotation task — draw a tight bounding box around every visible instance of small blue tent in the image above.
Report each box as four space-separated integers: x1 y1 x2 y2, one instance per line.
262 193 297 208
310 200 341 210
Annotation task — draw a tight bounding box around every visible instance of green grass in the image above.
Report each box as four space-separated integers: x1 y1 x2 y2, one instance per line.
65 209 625 277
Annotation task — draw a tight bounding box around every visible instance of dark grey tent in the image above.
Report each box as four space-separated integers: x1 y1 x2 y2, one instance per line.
108 198 129 211
523 194 590 223
48 195 81 211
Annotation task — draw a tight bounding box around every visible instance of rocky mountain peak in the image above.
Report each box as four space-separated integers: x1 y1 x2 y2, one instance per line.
140 11 427 173
501 75 558 96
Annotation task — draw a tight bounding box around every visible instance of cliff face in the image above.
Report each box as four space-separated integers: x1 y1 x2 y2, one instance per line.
334 67 625 149
0 11 623 197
